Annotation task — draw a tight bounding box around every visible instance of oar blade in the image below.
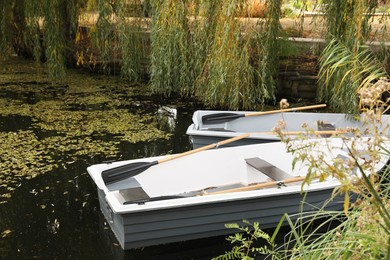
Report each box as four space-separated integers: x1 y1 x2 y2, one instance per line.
202 113 243 124
102 161 157 187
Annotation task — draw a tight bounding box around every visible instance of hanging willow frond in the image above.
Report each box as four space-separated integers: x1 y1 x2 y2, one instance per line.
318 37 388 114
150 0 193 96
0 0 13 59
195 0 255 110
116 1 147 82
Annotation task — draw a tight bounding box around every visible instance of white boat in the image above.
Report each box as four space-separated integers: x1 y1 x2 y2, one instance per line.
87 137 389 249
187 110 390 148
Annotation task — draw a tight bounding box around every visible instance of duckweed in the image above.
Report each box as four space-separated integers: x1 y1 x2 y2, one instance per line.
0 58 172 202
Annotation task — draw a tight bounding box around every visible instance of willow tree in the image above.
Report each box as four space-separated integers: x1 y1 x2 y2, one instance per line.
150 0 283 110
0 0 30 59
317 0 389 113
0 0 13 59
252 0 283 108
117 2 148 81
194 0 256 109
149 0 193 96
0 0 81 77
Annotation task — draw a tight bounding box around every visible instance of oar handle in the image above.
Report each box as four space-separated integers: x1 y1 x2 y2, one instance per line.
245 104 327 117
157 133 251 164
205 176 309 195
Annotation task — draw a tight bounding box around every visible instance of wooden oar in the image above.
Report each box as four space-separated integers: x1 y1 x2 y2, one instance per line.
254 130 347 136
102 129 345 188
205 175 320 195
102 133 251 187
201 104 327 124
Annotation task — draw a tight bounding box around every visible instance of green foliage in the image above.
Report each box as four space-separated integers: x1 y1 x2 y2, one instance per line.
149 0 282 109
252 0 283 106
195 0 256 109
0 59 171 203
90 0 115 74
217 85 390 258
42 0 67 78
0 0 13 59
213 220 277 260
150 0 193 96
317 0 389 113
318 38 388 114
24 0 44 63
117 1 147 81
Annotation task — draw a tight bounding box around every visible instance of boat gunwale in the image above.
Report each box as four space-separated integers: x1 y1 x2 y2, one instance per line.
104 179 341 214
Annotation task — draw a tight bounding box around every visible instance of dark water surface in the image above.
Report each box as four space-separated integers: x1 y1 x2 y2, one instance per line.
0 118 231 260
0 58 239 259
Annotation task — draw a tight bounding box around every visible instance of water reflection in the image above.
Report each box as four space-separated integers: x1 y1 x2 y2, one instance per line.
0 58 239 259
156 106 177 133
0 125 234 259
0 94 232 259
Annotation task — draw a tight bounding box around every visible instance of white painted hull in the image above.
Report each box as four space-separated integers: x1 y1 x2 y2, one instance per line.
87 138 389 249
186 111 390 148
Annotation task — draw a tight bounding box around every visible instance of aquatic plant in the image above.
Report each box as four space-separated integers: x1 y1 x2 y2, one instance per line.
0 59 172 202
213 220 277 260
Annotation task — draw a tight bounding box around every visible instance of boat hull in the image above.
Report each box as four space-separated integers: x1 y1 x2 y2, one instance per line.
88 138 389 250
97 187 343 249
187 111 390 148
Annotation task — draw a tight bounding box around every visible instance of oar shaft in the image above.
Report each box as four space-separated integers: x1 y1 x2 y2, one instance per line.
157 133 251 164
245 104 327 117
157 130 345 165
254 130 347 135
206 176 308 195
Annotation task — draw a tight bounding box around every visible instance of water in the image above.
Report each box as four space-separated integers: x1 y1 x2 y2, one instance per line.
0 57 329 260
0 122 231 260
0 58 236 259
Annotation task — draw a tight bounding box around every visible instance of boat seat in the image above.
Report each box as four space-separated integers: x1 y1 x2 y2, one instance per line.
245 157 293 181
316 121 336 137
317 120 336 131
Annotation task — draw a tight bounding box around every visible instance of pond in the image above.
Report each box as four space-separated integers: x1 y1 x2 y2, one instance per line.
0 57 239 259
